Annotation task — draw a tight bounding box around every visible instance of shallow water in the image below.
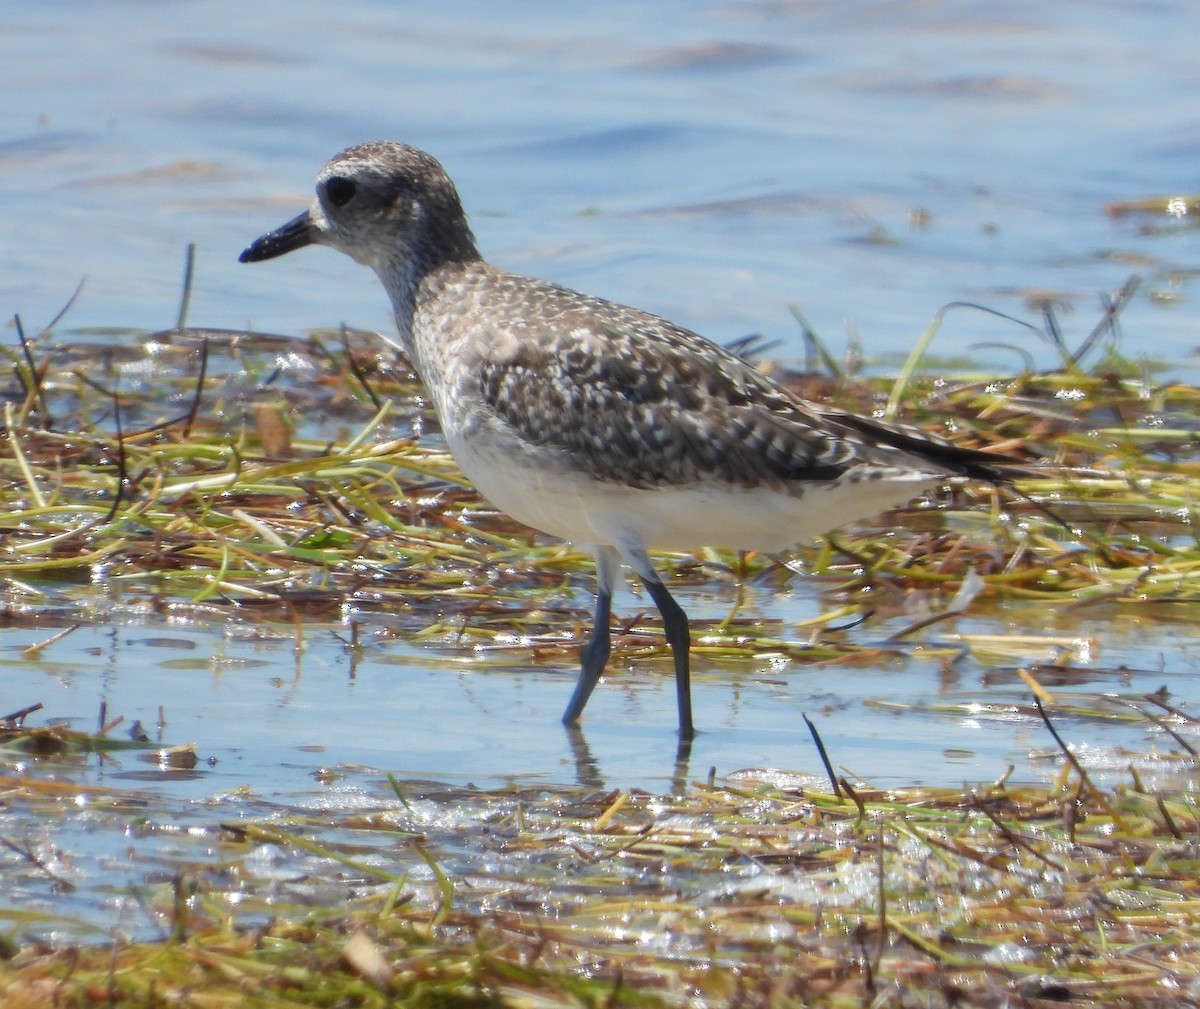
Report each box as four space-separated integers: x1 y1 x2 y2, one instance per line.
2 1 1200 936
1 580 1192 794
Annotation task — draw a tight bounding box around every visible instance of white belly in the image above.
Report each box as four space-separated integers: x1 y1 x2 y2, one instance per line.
449 429 942 553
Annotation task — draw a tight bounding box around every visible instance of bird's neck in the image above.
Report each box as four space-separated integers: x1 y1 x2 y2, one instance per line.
379 240 482 357
378 257 422 355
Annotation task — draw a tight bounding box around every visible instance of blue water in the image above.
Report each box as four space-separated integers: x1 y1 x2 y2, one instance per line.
0 590 1191 795
3 1 1197 369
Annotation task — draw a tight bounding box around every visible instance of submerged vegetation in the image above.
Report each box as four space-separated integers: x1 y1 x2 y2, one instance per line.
0 268 1198 1005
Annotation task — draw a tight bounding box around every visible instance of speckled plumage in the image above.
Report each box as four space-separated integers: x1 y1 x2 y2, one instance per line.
240 141 1027 742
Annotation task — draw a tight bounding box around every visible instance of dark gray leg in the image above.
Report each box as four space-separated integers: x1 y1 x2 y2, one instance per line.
562 589 611 724
562 546 618 726
639 576 695 741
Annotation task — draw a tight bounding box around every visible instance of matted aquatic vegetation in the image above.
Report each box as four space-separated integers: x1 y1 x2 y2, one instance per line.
0 754 1197 1007
2 305 1198 643
0 278 1198 1005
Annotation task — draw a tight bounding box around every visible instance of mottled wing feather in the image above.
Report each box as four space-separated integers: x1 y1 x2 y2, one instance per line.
477 301 1015 491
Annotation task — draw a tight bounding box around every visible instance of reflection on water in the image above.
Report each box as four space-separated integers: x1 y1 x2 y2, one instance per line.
1 599 1192 795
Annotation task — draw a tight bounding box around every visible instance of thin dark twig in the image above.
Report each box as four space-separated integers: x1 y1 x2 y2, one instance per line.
787 303 842 378
888 608 962 641
1141 690 1200 724
1034 694 1088 781
1070 275 1139 366
182 338 209 440
73 374 129 525
0 702 44 725
342 324 383 410
1032 694 1127 832
104 381 127 524
170 874 191 944
723 333 783 363
175 243 196 334
36 277 87 339
965 341 1037 374
855 922 875 996
1120 701 1197 758
970 796 1065 871
825 609 873 633
1041 300 1067 357
936 301 1047 340
803 713 842 799
1156 797 1182 840
838 776 866 820
0 835 74 890
98 713 124 736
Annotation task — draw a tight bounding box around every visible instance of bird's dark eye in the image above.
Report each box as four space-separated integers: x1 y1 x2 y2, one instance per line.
323 176 356 207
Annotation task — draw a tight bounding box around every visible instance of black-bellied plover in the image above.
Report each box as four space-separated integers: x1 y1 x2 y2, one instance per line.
240 140 1027 741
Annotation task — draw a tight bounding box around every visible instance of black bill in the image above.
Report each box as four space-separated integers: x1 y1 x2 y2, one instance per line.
238 210 315 263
